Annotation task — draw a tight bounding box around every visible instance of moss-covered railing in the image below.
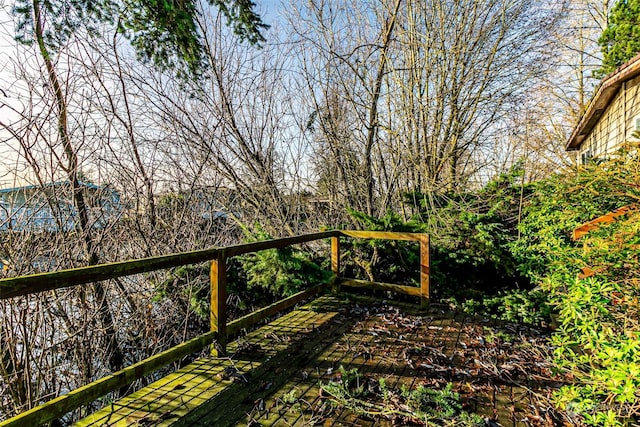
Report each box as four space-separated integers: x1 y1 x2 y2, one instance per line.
0 230 429 426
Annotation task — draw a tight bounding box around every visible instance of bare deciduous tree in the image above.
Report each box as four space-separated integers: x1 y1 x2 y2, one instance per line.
290 0 567 221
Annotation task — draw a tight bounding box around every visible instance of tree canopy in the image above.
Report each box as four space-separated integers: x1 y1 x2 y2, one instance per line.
13 0 268 77
597 0 640 76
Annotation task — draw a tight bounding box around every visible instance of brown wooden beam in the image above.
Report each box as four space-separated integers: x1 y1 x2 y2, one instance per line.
0 248 220 300
420 234 430 305
0 231 340 300
223 231 339 257
572 204 637 240
339 230 424 241
331 236 340 293
331 236 340 275
210 251 227 356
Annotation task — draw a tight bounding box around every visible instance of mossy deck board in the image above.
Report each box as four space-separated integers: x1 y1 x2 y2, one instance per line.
74 295 556 427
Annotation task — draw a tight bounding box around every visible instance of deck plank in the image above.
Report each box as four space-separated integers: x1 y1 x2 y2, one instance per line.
74 295 557 427
74 297 347 426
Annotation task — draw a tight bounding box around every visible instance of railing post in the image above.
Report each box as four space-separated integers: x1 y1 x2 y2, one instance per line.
210 251 227 356
420 234 430 306
331 236 340 293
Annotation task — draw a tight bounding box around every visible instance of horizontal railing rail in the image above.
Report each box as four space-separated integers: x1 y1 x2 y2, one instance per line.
330 230 430 305
0 230 429 427
0 230 339 300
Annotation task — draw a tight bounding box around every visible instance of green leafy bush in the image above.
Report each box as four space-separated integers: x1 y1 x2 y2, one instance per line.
459 288 554 326
547 212 640 426
414 164 533 300
347 163 531 301
344 209 424 286
513 153 640 426
511 155 638 282
237 229 332 297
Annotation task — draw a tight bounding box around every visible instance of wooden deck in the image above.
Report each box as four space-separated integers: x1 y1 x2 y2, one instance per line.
75 294 558 426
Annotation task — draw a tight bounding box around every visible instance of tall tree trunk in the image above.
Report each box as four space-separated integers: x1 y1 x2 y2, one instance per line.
363 0 402 217
33 0 124 379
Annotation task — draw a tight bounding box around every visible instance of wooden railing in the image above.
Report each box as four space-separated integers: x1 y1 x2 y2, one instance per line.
0 230 429 427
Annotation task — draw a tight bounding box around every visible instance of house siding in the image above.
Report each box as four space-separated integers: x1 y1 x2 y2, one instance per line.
0 182 122 232
624 75 640 143
579 75 640 163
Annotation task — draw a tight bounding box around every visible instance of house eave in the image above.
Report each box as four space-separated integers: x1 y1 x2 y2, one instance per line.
566 53 640 151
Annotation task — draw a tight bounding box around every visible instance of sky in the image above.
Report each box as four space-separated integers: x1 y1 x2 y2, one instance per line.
256 0 283 26
0 5 24 189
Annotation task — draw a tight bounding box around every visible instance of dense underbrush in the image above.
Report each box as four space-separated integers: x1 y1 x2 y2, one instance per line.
335 152 640 426
153 152 640 426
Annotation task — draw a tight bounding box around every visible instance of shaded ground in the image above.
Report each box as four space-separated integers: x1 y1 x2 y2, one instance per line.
233 295 565 426
77 294 566 426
